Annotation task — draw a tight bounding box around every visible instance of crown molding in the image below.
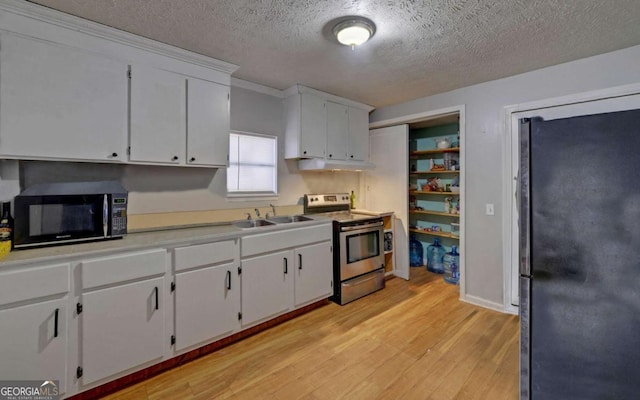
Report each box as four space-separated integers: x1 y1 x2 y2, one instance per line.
231 78 285 98
284 84 374 112
0 0 238 75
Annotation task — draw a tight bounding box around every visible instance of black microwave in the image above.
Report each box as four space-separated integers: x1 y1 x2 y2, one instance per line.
14 181 127 249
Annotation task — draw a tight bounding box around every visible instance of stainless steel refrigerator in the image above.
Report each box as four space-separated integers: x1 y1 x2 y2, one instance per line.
519 109 640 399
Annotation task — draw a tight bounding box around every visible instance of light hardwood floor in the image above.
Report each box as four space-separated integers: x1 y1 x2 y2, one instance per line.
105 268 519 400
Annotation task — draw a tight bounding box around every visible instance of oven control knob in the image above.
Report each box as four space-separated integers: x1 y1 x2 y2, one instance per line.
309 198 314 202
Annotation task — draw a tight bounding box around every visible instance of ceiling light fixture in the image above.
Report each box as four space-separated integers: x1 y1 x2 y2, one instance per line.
333 17 376 49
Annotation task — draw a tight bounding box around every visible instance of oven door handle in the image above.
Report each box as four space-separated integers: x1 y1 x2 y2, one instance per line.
340 221 384 232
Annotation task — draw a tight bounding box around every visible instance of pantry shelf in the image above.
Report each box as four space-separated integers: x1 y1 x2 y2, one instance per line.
410 147 460 157
409 228 458 240
410 190 459 195
410 210 460 218
410 170 459 175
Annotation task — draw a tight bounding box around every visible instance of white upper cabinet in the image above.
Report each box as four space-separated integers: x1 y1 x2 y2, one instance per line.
326 102 349 160
285 92 327 159
130 66 230 167
186 78 230 167
0 34 128 162
0 3 237 166
130 66 187 165
284 85 373 163
347 107 370 161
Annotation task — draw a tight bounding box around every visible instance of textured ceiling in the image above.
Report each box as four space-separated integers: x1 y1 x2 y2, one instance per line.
28 0 640 107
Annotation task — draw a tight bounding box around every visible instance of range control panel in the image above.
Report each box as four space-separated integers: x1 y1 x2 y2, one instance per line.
304 193 350 210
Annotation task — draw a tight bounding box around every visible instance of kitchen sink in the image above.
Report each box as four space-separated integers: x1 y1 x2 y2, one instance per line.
267 215 314 224
232 219 276 229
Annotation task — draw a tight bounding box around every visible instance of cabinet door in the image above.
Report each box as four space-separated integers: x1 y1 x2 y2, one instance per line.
348 107 370 161
0 34 127 162
241 250 293 326
299 93 326 158
81 277 164 385
187 78 230 166
175 263 239 351
367 126 410 280
0 299 67 393
326 102 348 160
130 66 186 164
294 242 333 307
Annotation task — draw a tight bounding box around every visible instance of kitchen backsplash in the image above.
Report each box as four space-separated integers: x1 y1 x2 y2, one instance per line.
129 204 304 231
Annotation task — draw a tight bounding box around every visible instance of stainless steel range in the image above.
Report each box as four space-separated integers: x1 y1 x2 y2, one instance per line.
304 193 385 305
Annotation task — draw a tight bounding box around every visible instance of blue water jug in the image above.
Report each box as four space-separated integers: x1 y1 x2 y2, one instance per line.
443 245 460 284
426 238 445 274
409 234 423 267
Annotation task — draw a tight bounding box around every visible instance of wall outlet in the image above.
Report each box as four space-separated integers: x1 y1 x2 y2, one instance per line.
486 203 495 216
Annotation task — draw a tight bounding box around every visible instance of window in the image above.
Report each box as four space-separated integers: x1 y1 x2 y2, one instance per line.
227 131 278 196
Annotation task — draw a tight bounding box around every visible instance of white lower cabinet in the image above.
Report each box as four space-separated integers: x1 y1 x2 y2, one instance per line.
294 242 333 307
173 240 240 352
0 262 70 394
240 223 333 327
80 278 165 385
175 264 239 351
0 299 68 393
78 249 166 386
241 250 294 327
1 225 333 398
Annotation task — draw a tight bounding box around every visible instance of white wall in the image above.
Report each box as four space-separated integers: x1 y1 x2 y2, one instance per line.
370 44 640 307
17 85 361 215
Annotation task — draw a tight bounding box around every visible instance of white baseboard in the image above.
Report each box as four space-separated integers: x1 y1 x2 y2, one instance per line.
504 303 519 315
460 294 509 314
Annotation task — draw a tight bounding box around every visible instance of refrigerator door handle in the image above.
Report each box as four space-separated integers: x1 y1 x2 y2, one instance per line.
519 118 531 276
515 169 520 213
519 276 531 400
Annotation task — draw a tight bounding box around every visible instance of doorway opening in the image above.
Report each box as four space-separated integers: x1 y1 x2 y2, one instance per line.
502 83 640 315
365 105 466 301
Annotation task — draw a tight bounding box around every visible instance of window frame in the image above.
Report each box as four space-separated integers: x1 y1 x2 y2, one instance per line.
226 130 279 199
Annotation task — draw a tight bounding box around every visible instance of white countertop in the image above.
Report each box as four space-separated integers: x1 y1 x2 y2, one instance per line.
0 216 331 268
352 209 394 217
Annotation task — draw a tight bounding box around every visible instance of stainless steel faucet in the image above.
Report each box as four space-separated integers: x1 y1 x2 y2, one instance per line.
254 208 261 218
245 212 252 220
269 204 277 217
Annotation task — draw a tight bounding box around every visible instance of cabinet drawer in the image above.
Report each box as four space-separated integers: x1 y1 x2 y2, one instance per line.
241 223 332 257
82 249 166 290
0 263 69 306
173 240 238 272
